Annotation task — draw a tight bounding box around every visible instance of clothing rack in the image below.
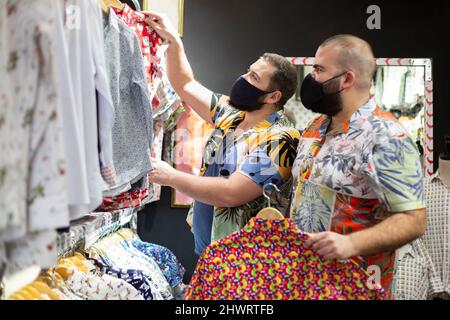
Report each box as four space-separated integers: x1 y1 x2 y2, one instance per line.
0 207 143 299
56 207 141 259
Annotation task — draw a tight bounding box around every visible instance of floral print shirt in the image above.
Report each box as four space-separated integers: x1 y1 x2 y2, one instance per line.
65 268 143 300
113 3 164 94
0 0 69 240
289 97 425 291
185 218 385 300
132 240 185 287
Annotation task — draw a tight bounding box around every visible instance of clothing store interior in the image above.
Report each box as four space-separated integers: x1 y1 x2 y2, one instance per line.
0 0 449 301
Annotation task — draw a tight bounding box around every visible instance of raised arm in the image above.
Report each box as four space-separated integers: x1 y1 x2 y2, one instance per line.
144 11 213 124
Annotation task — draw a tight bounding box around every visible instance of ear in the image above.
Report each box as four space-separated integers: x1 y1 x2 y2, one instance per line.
342 71 356 89
264 90 282 105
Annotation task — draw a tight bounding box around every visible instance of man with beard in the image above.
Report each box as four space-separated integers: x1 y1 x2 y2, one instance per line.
144 12 300 256
290 34 426 295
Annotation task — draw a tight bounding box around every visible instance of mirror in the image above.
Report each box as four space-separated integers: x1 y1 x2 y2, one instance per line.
285 57 433 176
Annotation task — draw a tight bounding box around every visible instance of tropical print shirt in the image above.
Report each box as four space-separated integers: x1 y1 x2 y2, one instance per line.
194 93 300 243
289 97 425 291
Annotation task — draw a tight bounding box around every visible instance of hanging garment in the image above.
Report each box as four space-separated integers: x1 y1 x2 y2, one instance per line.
99 185 149 211
94 263 155 300
86 0 117 189
422 172 450 299
102 9 153 190
4 231 58 275
185 218 385 300
91 236 173 300
52 0 90 216
289 97 425 292
113 3 165 97
392 239 436 300
65 268 143 300
65 0 110 218
0 0 69 241
132 240 185 287
145 54 183 203
98 175 150 211
54 0 117 221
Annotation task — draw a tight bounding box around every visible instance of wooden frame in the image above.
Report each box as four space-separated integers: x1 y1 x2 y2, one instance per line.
143 0 184 37
287 57 434 177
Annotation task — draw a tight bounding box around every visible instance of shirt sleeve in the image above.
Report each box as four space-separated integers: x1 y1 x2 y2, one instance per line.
209 92 230 125
365 134 425 213
238 128 300 187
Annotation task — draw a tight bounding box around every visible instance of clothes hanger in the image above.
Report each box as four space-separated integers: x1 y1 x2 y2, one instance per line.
99 0 125 14
67 257 89 273
30 281 61 300
73 252 85 259
39 274 60 289
19 286 45 300
7 292 24 300
256 183 285 220
8 291 30 300
55 263 75 281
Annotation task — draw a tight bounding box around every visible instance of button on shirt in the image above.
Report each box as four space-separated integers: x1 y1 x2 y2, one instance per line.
193 93 300 255
289 97 425 291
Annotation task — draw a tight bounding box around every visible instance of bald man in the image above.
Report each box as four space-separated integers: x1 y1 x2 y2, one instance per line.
289 34 426 296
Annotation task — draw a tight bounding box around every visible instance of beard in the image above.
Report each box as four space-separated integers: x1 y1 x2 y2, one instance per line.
308 80 343 117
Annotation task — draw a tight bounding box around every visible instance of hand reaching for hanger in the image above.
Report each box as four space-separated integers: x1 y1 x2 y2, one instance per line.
304 231 357 260
143 11 180 44
148 158 177 186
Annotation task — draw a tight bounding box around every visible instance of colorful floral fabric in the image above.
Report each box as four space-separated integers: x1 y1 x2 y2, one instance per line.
185 218 385 300
113 4 164 94
289 97 425 291
98 186 149 211
194 93 300 245
132 240 185 287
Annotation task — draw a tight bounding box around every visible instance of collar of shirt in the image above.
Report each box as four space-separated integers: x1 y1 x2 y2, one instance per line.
306 96 378 139
108 8 120 31
235 110 282 132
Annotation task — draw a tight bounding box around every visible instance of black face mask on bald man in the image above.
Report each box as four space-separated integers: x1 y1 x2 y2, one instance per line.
300 72 347 117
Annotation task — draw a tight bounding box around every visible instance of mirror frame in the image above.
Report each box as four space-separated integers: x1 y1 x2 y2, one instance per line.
287 57 434 177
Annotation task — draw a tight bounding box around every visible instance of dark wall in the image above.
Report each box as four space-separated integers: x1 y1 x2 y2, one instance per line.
138 0 450 282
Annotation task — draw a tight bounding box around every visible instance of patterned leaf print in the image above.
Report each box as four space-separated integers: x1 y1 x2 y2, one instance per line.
295 181 332 233
265 131 299 169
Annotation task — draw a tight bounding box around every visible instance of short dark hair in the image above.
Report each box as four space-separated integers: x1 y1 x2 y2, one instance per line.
262 53 298 109
319 34 376 90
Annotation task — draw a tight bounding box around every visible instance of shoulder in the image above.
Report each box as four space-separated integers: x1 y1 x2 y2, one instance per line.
365 107 414 144
211 93 242 127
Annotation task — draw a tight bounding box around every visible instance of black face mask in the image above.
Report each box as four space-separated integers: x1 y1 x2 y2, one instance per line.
300 72 347 117
229 76 272 112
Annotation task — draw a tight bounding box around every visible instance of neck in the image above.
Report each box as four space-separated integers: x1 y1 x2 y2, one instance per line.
331 91 371 128
439 158 450 187
241 105 277 129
